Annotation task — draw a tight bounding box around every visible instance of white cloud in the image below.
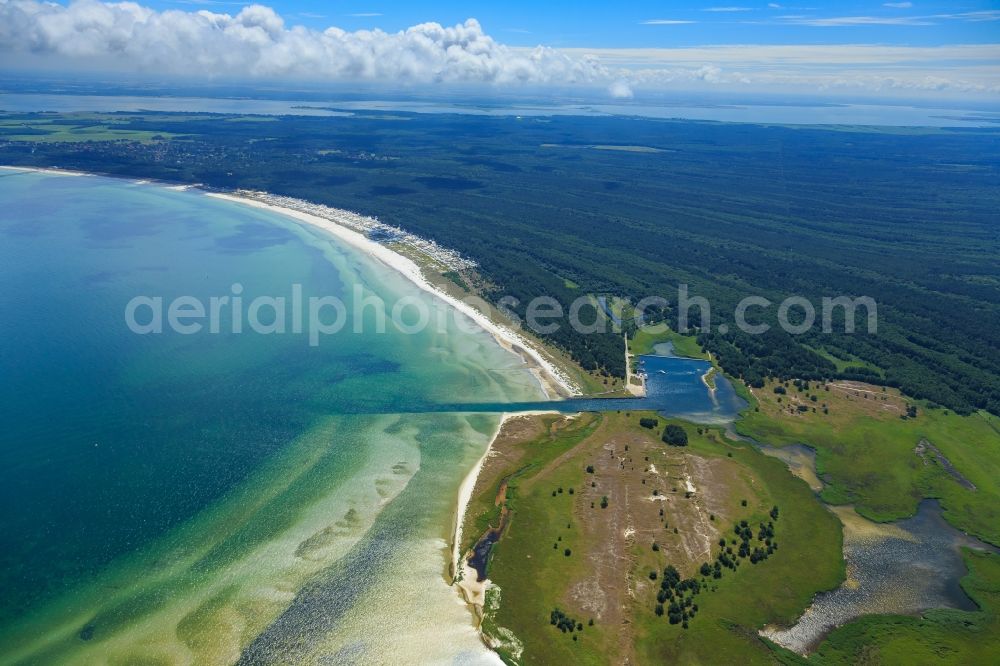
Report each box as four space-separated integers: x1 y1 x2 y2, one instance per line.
640 19 697 25
783 15 934 26
937 10 1000 22
780 9 1000 26
883 2 913 7
555 44 1000 95
0 1 996 98
704 6 752 11
608 80 633 98
0 1 609 85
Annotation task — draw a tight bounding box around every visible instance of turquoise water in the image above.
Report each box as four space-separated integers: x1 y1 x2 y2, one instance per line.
0 171 737 663
0 171 543 663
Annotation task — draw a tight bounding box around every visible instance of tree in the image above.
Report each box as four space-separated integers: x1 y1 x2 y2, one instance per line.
639 417 659 429
661 424 689 446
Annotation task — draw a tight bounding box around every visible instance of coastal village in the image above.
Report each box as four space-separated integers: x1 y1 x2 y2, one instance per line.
234 189 478 273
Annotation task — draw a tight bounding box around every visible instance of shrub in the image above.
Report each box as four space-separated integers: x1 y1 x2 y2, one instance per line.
661 424 689 446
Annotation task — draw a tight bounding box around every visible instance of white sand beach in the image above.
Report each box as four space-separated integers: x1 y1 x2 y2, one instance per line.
451 413 510 611
450 410 564 614
0 165 90 177
452 413 509 583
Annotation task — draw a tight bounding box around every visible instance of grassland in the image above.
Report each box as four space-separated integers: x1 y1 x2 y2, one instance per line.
803 345 884 378
738 379 1000 546
462 411 843 664
628 327 710 360
0 115 178 143
463 386 1000 664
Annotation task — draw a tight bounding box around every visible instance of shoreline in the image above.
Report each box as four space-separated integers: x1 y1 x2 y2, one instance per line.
206 191 579 400
451 413 511 612
1 164 580 398
4 163 576 652
449 411 563 618
0 165 91 177
701 367 717 393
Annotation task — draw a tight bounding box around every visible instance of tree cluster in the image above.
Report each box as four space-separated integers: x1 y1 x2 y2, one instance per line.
661 424 689 446
655 509 780 627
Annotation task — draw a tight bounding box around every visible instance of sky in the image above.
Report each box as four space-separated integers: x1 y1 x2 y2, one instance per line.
140 0 1000 48
0 0 997 100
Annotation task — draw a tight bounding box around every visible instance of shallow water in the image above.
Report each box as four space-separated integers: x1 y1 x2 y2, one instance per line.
757 443 824 492
751 433 997 652
422 351 746 422
764 500 996 654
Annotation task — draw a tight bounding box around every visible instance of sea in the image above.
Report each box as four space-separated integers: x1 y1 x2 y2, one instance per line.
0 170 546 664
0 170 741 663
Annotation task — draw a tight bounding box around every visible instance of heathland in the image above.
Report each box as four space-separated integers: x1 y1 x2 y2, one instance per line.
460 411 844 664
459 389 1000 664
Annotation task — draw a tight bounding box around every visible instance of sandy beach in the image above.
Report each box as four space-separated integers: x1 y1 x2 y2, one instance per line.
203 189 581 639
451 413 510 611
452 414 509 578
450 410 563 613
0 165 91 177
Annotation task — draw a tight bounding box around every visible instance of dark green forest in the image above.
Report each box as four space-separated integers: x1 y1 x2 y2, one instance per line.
2 109 998 414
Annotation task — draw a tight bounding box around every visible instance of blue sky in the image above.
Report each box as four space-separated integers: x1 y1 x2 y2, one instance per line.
152 0 1000 47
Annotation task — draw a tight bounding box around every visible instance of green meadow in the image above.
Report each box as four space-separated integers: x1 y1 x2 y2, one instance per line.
739 380 1000 546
